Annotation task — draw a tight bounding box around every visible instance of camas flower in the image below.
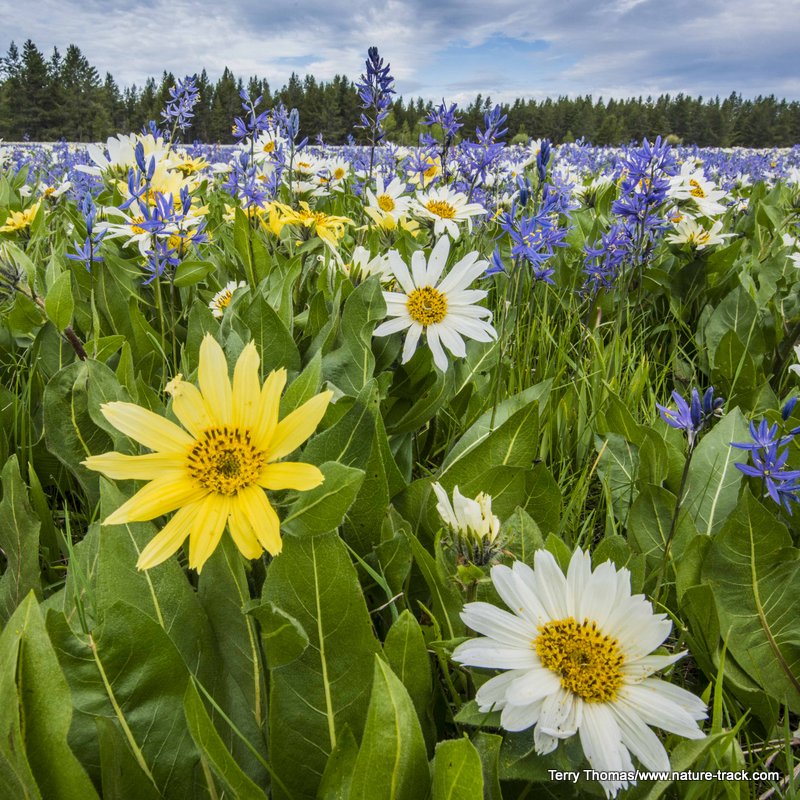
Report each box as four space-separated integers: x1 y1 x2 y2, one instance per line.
452 549 706 798
373 236 496 371
84 335 332 572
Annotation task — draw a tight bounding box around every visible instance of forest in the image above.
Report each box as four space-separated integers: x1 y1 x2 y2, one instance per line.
1 38 799 146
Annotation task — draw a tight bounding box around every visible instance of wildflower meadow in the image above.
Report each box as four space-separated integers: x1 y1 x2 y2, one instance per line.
0 47 799 800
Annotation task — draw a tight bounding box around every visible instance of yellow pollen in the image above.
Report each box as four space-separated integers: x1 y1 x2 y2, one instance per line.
425 200 456 219
130 215 147 235
44 187 56 197
689 179 706 199
424 163 439 178
334 167 346 180
535 617 624 703
186 426 265 495
263 141 276 153
377 194 396 212
406 285 448 326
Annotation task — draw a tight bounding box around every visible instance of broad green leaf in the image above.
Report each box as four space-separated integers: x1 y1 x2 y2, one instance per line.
95 717 160 800
384 610 433 723
432 738 484 800
472 732 503 800
172 259 215 287
317 726 358 800
702 491 800 712
46 602 200 795
238 294 301 373
247 600 309 668
349 657 429 800
595 433 639 523
683 409 748 535
44 270 74 331
0 593 98 800
183 681 268 800
282 461 365 536
0 456 41 623
265 531 380 799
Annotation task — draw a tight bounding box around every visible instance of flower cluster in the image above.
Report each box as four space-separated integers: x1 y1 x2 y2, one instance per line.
355 46 395 154
657 386 724 448
732 398 800 513
161 75 201 134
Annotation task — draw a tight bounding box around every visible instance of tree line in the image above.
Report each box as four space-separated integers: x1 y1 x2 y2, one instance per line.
1 39 798 147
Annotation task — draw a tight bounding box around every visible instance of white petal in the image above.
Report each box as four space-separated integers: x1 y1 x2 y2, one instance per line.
461 602 537 646
426 236 451 286
622 651 685 682
611 701 670 772
565 549 593 618
618 680 706 738
507 666 562 705
475 669 522 711
436 323 467 358
501 699 543 732
411 249 428 287
451 638 538 670
373 316 413 337
538 686 582 739
532 550 569 621
491 563 550 626
534 723 559 754
402 322 423 364
389 251 415 294
427 325 449 371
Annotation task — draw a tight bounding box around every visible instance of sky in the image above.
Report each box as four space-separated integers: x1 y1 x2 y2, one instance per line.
2 0 798 102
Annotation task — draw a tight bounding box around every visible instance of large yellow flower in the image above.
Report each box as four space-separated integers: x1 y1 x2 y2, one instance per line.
83 335 332 572
273 201 352 250
0 202 41 233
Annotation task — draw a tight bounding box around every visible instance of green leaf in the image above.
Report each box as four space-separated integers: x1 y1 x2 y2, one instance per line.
317 726 359 800
348 657 430 800
432 738 484 800
95 717 160 800
384 610 433 724
0 593 98 800
0 456 41 623
282 461 365 536
247 601 309 668
238 294 301 373
440 381 550 481
683 409 749 535
264 531 380 799
44 270 74 331
702 491 800 712
595 433 640 523
183 681 268 800
46 602 200 795
472 732 503 800
172 259 215 287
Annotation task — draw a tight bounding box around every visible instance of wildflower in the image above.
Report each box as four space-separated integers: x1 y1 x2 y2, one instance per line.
345 246 393 283
161 75 201 134
452 549 706 798
432 482 500 566
413 185 486 240
0 202 40 233
667 217 731 250
657 387 723 447
209 281 247 318
668 162 728 217
365 175 413 222
373 236 496 371
83 335 332 571
273 202 352 251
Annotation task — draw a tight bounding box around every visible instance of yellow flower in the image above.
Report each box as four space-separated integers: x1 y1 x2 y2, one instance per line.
0 202 41 233
83 335 332 572
274 201 352 250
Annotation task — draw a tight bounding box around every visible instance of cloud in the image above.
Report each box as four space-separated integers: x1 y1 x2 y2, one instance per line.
1 0 798 100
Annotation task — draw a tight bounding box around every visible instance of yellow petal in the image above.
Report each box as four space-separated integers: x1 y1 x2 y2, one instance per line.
233 342 261 431
199 334 232 424
252 368 287 450
266 391 333 461
83 451 185 480
101 402 194 452
136 501 201 570
103 475 207 524
228 499 264 560
168 379 213 438
257 462 324 491
188 494 229 572
237 485 282 555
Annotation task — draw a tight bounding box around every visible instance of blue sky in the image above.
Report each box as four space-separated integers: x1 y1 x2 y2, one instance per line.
2 0 798 101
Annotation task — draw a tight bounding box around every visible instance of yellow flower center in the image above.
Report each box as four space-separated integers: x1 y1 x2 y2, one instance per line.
689 179 706 199
334 167 346 180
130 215 147 235
535 617 624 703
187 426 265 495
214 289 234 311
377 194 396 212
424 162 439 179
426 200 456 219
44 187 56 197
406 286 448 326
263 141 276 153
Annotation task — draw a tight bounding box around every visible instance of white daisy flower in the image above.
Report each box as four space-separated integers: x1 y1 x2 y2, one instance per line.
666 217 732 250
668 162 728 217
346 246 394 283
373 237 496 371
209 281 246 318
413 185 486 240
365 176 413 222
452 549 707 798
